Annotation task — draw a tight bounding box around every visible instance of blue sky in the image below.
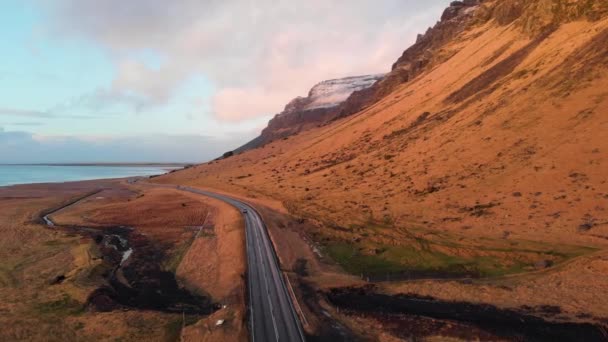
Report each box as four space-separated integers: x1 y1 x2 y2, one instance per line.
0 0 446 163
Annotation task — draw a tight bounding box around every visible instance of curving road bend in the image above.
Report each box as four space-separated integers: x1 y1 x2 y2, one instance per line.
178 186 306 342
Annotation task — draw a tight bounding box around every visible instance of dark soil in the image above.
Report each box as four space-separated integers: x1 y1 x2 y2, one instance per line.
83 226 215 314
297 280 359 342
38 189 214 315
326 285 608 342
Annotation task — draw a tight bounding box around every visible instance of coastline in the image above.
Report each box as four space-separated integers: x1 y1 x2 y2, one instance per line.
0 163 192 167
0 164 187 188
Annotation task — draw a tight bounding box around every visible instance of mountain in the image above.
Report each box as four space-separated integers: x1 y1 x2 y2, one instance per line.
157 0 608 333
236 74 383 152
161 0 608 245
162 0 608 250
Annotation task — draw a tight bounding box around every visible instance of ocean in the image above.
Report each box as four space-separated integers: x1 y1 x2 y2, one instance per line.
0 164 180 187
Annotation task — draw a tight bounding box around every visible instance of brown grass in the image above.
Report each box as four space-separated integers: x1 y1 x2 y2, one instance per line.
154 14 608 330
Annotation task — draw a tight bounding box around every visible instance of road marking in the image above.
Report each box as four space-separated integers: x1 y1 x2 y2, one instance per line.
255 217 280 342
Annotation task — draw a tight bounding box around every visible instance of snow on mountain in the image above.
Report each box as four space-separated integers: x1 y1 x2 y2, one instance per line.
303 74 385 111
235 73 386 152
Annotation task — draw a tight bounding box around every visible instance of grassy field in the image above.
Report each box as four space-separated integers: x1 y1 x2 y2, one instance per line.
323 225 596 279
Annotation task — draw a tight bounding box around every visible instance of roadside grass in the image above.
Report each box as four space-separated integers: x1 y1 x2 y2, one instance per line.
164 235 197 273
323 228 598 279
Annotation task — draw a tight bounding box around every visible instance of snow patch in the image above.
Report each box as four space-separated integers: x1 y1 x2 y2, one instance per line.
305 74 384 110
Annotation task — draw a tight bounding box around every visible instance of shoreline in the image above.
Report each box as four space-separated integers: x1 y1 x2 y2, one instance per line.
0 164 187 188
0 163 191 167
0 176 147 189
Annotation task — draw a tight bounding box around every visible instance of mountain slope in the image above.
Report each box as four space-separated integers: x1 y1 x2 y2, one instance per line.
164 0 608 235
157 0 608 326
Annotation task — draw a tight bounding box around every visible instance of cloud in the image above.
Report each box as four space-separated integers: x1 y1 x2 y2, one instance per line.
212 87 297 122
2 122 45 127
0 106 108 120
0 108 52 118
0 130 33 145
0 129 251 163
51 88 148 115
39 0 447 121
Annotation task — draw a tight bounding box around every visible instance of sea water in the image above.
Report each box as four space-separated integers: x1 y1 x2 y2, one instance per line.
0 164 179 187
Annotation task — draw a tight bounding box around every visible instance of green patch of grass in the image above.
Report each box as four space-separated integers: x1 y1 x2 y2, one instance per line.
324 231 598 279
318 217 599 279
469 256 528 277
163 236 197 273
325 242 508 278
34 294 83 317
325 243 405 276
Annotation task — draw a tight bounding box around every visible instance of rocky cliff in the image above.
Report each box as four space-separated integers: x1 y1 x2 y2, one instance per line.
338 0 608 118
336 0 483 119
236 74 383 152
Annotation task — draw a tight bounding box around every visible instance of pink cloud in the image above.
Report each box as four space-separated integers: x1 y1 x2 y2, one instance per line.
43 0 447 122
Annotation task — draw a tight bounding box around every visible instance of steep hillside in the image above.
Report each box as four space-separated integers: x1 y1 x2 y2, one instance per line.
236 75 383 152
157 0 608 328
163 0 608 234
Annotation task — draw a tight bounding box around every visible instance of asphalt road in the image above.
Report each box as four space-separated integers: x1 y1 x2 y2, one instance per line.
178 186 306 342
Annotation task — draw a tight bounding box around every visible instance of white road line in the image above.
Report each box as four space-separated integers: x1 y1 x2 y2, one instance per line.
244 212 256 342
255 217 280 342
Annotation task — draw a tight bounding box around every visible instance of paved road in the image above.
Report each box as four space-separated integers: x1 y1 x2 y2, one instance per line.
178 186 306 342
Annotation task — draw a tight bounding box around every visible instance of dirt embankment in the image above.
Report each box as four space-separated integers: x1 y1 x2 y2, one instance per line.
176 192 248 342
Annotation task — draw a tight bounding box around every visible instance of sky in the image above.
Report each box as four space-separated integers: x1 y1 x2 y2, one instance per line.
0 0 447 163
